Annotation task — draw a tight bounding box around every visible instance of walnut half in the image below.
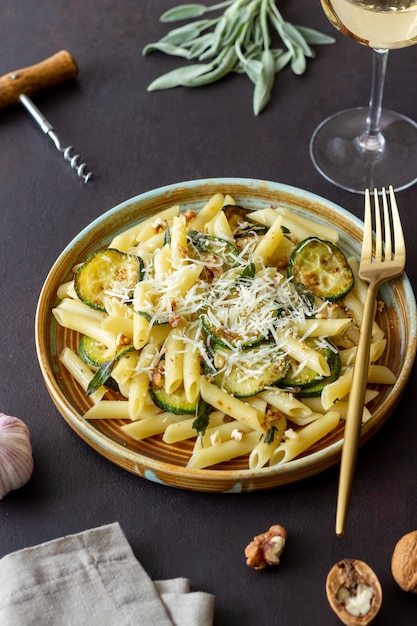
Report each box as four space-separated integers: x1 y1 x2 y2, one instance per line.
244 524 286 570
391 530 417 593
326 559 382 625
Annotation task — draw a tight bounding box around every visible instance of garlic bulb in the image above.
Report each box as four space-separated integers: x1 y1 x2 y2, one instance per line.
0 413 34 499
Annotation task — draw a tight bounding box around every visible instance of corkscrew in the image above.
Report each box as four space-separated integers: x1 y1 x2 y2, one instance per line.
0 50 93 183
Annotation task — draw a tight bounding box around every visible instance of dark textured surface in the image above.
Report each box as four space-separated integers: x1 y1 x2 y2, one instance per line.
1 2 417 624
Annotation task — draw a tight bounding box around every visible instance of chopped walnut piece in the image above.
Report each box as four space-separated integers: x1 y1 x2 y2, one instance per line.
151 365 164 388
178 244 188 258
182 208 197 222
244 525 287 570
230 428 244 441
151 217 168 233
116 333 132 347
376 299 385 313
168 315 183 328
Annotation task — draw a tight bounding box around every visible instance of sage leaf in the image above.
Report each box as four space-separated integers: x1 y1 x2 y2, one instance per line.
293 25 336 46
264 425 277 445
160 23 208 45
240 57 263 84
161 4 209 22
273 49 292 73
253 48 275 115
147 62 215 91
143 42 191 58
86 358 117 396
185 47 237 86
291 47 306 75
193 397 211 437
187 33 213 58
282 20 314 57
144 0 336 114
161 1 233 23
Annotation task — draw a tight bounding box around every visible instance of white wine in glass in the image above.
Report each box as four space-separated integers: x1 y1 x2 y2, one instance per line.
310 0 417 193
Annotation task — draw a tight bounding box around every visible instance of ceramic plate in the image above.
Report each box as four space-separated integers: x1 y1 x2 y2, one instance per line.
35 178 417 492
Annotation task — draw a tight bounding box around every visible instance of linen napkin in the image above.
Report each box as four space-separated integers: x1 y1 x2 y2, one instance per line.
0 522 214 626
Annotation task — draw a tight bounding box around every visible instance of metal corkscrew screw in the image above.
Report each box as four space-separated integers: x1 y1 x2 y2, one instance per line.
19 93 93 183
0 50 94 183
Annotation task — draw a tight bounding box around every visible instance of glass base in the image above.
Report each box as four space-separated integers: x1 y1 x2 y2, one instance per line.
310 107 417 194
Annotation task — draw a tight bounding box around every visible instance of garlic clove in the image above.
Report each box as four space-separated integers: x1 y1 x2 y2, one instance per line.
326 558 382 625
0 413 34 500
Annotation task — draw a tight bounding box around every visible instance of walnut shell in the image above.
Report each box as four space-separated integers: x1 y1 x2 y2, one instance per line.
326 559 382 625
391 530 417 593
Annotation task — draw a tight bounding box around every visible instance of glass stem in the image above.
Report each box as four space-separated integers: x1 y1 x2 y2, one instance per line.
358 48 389 152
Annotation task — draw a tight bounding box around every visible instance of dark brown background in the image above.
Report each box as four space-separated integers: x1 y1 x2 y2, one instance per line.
1 1 417 624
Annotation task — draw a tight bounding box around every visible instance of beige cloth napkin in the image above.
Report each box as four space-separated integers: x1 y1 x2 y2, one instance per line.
0 522 214 626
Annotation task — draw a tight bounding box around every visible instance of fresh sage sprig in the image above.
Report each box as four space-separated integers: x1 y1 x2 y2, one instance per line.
143 0 335 115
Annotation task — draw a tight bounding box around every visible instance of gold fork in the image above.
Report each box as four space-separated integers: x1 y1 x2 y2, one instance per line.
336 186 406 536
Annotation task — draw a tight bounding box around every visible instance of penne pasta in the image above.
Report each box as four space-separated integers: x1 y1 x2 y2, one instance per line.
270 411 340 465
52 192 396 471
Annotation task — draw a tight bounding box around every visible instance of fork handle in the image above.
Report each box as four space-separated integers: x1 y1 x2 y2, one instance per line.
335 283 378 536
0 50 78 109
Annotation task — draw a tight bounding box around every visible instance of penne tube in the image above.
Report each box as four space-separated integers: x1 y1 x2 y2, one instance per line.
293 318 352 338
259 389 312 419
340 339 387 367
112 352 139 386
54 296 106 322
249 415 286 469
344 291 385 341
187 431 261 470
109 205 179 251
153 244 172 279
367 364 396 385
190 193 224 231
164 263 203 298
56 280 77 300
195 420 254 450
322 364 394 410
321 368 353 410
52 309 117 348
164 332 184 394
170 215 188 270
128 344 159 420
183 340 201 404
275 206 339 242
121 412 185 440
84 400 130 420
200 377 266 432
274 330 330 377
208 209 235 240
270 411 340 465
59 348 106 405
253 214 284 269
101 314 134 339
163 411 225 444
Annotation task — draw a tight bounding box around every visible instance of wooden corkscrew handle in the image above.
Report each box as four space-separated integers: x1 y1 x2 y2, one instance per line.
0 50 78 109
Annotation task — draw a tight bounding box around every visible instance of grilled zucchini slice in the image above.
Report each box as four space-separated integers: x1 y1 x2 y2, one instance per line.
149 383 197 415
211 343 289 397
287 237 354 302
74 248 143 311
78 335 134 368
278 339 341 397
187 231 239 269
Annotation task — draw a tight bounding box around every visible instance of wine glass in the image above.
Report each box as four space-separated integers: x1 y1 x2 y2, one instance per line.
310 0 417 193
